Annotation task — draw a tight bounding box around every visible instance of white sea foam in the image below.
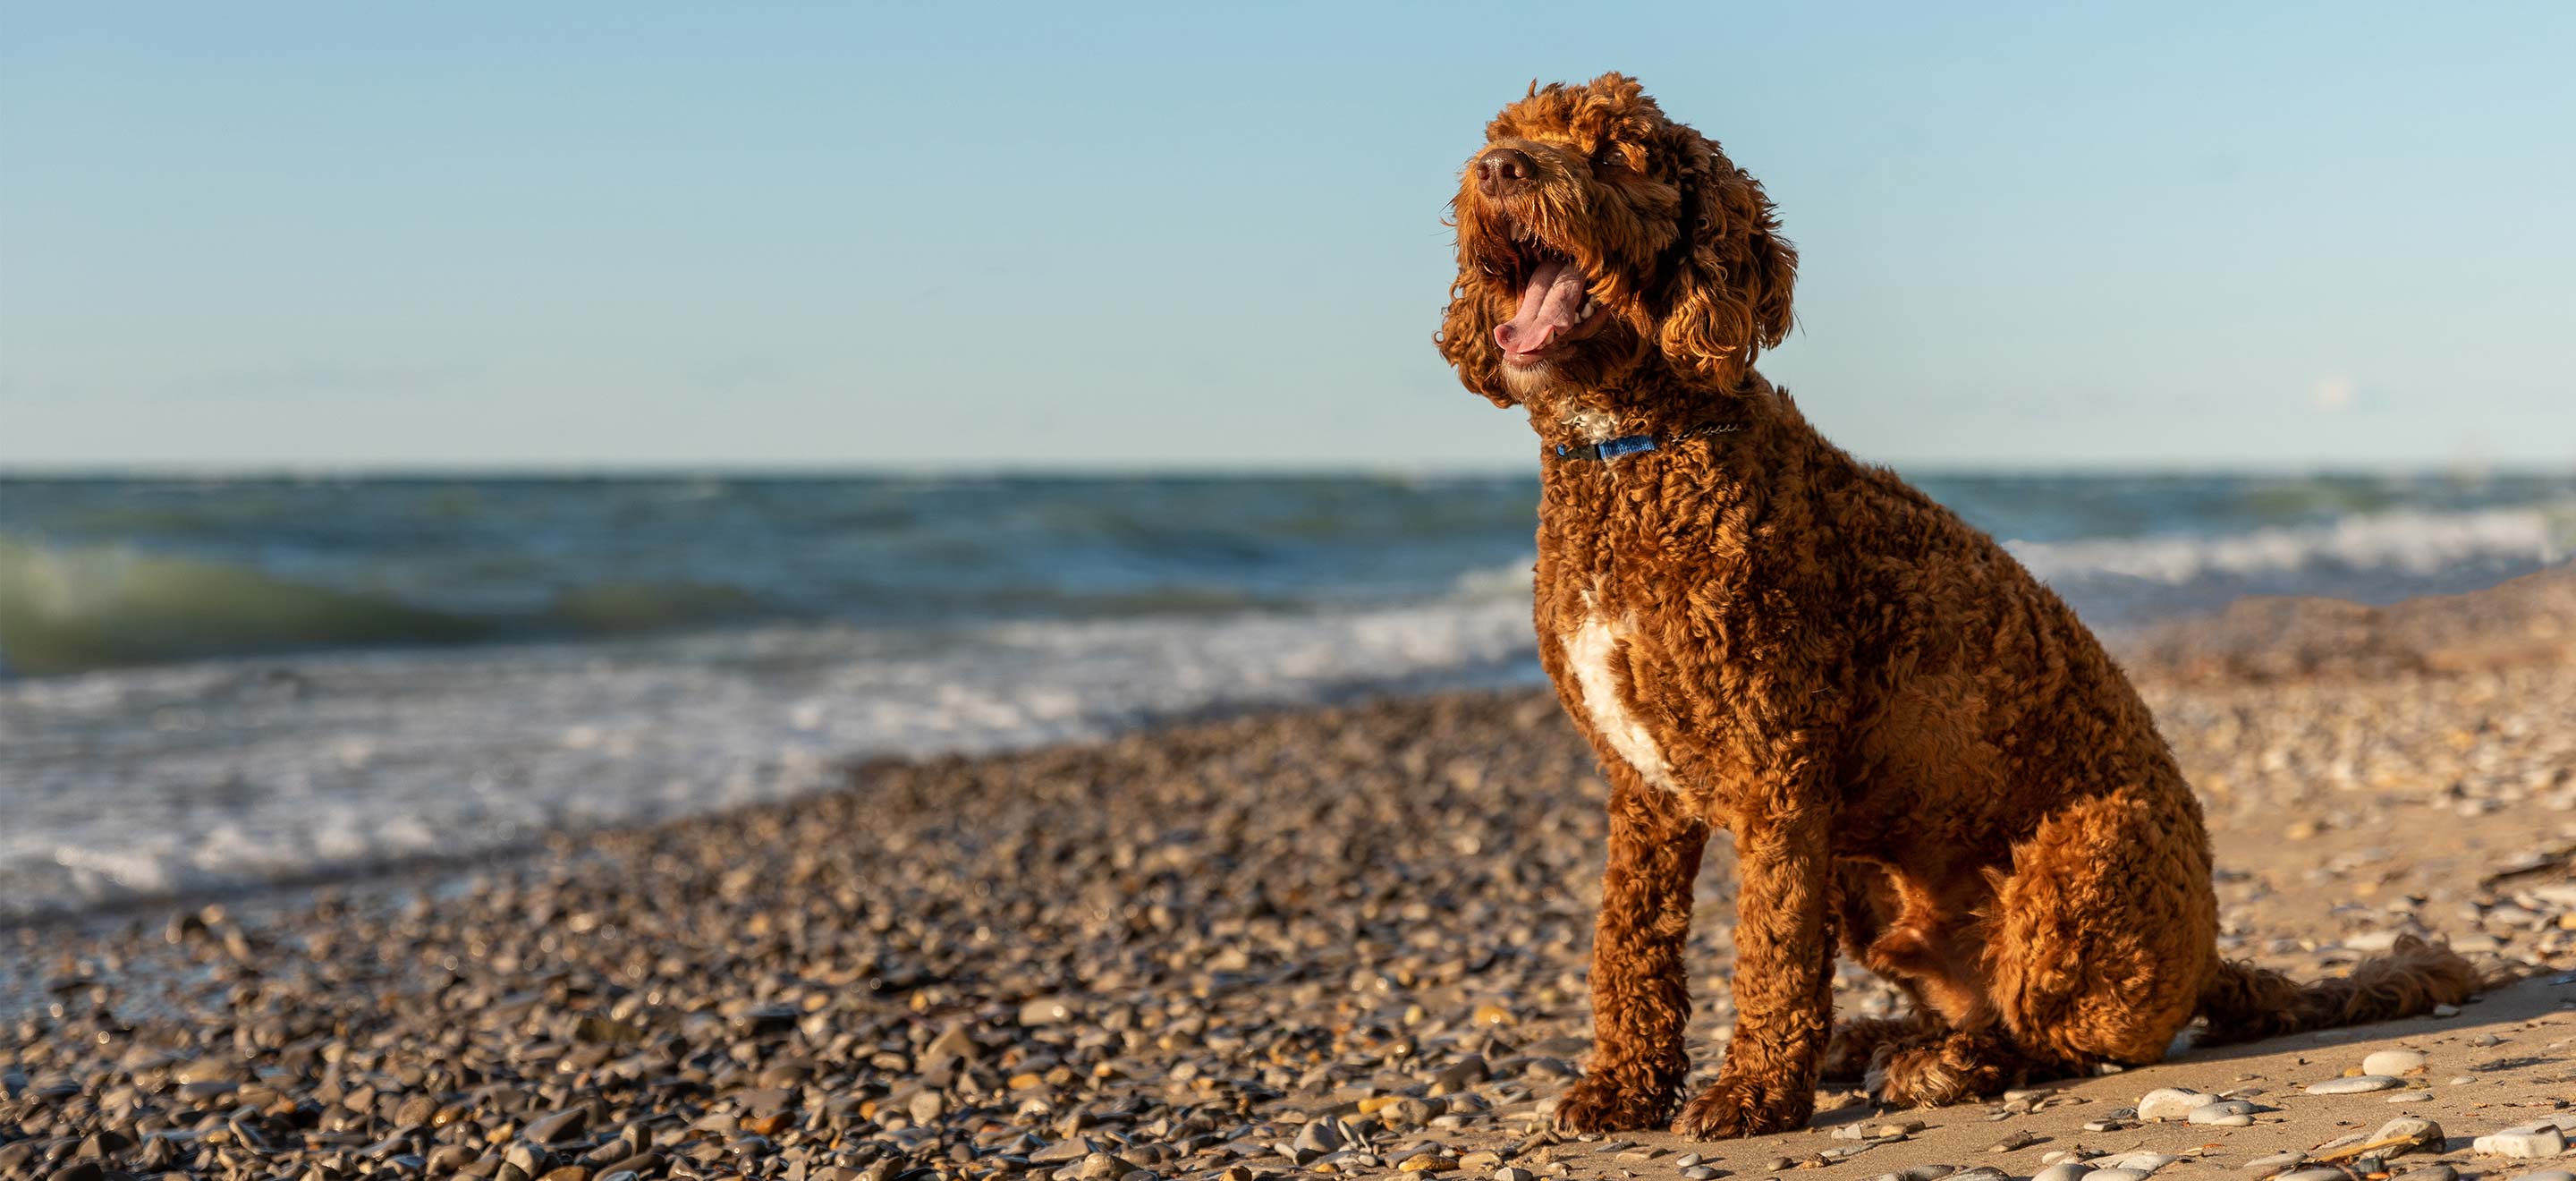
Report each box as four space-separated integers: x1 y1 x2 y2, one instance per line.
0 598 1539 918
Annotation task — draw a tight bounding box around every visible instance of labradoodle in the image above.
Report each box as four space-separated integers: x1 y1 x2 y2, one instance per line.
1436 72 2479 1141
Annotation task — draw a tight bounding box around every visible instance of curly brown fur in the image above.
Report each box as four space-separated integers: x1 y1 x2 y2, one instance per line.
1436 73 2483 1140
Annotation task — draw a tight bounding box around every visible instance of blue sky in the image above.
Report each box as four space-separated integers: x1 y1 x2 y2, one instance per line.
4 3 2571 472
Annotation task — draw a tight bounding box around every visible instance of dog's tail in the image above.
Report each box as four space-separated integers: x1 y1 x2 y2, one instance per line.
2195 935 2484 1046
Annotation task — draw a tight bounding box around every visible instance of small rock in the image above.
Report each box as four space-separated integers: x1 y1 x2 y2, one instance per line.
2500 1173 2575 1181
1496 1169 1538 1181
1076 1153 1124 1181
2190 1100 2259 1126
2140 1089 2219 1122
524 1109 589 1145
1988 1131 2039 1152
2389 1168 2454 1181
2362 1049 2428 1076
2242 1151 2307 1173
2034 1164 2095 1181
1020 996 1075 1025
2370 1117 2446 1158
2306 1075 2403 1095
2473 1124 2567 1159
1031 1140 1094 1164
2088 1171 2148 1181
1292 1120 1344 1154
2278 1171 2350 1181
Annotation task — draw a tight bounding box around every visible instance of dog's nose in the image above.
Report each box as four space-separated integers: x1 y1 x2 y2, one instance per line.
1475 147 1534 197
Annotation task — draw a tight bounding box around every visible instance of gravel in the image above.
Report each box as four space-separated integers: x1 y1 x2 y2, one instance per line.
6 576 2575 1180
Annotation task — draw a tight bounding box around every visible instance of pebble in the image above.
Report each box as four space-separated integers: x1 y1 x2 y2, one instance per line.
2278 1170 2349 1181
2474 1124 2568 1159
2242 1151 2308 1173
2087 1170 2148 1181
2502 1173 2576 1181
2383 1089 2435 1102
1682 1169 1719 1181
2140 1088 2221 1122
2034 1164 2097 1181
1019 996 1076 1025
2190 1100 2260 1126
1495 1169 1537 1181
2305 1075 2405 1094
2362 1049 2428 1076
2391 1168 2456 1181
2102 1153 2178 1174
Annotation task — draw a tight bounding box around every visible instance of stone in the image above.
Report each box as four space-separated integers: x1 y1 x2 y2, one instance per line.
2305 1075 2403 1095
2034 1163 2095 1181
2139 1088 2219 1121
2190 1100 2259 1126
525 1109 589 1145
1021 997 1076 1025
2473 1124 2567 1159
2368 1117 2445 1157
2241 1151 2306 1173
2361 1049 2428 1076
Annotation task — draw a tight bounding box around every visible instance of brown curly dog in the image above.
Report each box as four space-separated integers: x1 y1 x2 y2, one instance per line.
1436 73 2481 1141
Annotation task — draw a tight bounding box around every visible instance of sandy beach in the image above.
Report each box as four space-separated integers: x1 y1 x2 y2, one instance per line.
5 572 2573 1181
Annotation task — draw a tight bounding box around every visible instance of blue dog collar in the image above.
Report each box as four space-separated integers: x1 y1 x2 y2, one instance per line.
1553 422 1741 463
1555 434 1658 462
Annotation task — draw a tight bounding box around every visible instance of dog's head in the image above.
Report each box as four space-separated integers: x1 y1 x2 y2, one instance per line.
1436 73 1796 411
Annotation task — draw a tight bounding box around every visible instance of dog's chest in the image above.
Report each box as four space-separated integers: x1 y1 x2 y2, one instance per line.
1557 607 1682 794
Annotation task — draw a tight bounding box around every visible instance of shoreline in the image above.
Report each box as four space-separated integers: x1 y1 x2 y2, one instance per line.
5 573 2573 1180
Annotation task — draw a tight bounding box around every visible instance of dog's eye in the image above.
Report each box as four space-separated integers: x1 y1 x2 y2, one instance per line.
1592 147 1626 173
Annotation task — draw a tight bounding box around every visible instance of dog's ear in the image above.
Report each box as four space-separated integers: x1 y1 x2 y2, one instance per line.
1436 207 1518 408
1655 125 1796 389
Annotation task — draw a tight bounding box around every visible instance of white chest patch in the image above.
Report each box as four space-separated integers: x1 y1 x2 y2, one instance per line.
1561 614 1681 793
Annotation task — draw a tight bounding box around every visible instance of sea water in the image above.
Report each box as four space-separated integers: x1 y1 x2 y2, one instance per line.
3 471 2569 917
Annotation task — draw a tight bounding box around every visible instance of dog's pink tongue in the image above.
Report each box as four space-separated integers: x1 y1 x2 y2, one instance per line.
1495 258 1589 356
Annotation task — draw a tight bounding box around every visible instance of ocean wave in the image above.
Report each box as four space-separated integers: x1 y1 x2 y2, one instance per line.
2007 500 2575 625
0 537 491 677
0 537 783 676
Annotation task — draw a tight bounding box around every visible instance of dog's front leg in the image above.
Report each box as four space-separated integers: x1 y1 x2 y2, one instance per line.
1555 773 1709 1133
1674 806 1834 1139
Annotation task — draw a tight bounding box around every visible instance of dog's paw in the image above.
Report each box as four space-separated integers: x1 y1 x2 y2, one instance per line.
1672 1076 1811 1141
1554 1072 1677 1134
1866 1034 2014 1109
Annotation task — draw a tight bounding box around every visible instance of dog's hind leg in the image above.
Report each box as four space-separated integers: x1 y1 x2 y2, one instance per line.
1555 771 1711 1134
1987 785 2216 1073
